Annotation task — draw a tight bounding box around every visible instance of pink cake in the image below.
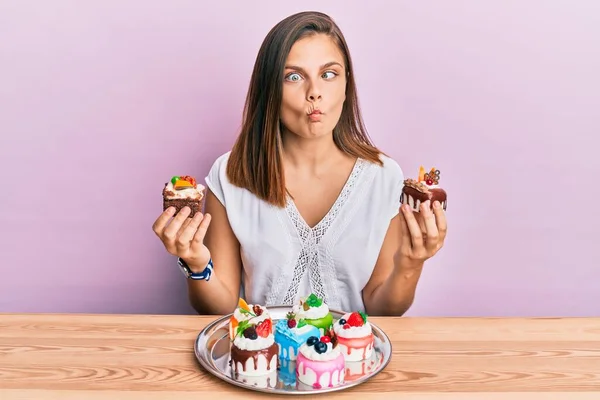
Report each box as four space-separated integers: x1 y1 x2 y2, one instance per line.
295 330 345 389
332 311 374 362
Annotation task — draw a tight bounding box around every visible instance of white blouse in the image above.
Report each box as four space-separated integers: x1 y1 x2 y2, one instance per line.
204 151 404 313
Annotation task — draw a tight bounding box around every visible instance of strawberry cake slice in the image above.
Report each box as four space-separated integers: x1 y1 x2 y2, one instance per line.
229 299 278 376
296 329 345 389
333 311 375 362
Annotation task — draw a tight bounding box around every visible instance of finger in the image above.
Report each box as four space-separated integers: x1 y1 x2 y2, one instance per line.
176 213 203 251
398 206 412 254
178 217 194 235
414 208 427 237
402 204 424 249
433 200 447 241
152 207 176 237
421 201 439 252
162 206 191 247
191 213 212 249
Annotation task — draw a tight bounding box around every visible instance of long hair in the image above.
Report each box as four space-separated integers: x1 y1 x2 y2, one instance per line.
226 11 383 207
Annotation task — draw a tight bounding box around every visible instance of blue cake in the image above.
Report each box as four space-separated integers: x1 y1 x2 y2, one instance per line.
277 358 297 387
274 312 321 361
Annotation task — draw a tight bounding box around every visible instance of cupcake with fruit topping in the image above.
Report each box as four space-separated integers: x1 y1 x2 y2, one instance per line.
274 311 321 361
229 298 268 340
296 329 345 389
333 311 375 362
162 175 205 217
229 299 278 376
293 293 333 336
401 166 447 212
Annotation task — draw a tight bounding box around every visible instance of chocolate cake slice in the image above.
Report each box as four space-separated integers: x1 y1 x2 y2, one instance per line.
163 175 205 217
401 167 447 212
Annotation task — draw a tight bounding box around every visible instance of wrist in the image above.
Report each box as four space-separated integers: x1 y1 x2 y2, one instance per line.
178 257 213 281
185 258 211 274
393 252 424 273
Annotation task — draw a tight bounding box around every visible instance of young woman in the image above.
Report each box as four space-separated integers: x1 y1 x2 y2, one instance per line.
152 11 447 316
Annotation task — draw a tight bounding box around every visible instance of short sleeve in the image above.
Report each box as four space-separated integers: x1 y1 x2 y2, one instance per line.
382 156 404 220
204 151 230 207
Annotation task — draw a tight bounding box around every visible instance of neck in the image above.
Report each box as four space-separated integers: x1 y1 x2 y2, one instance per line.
281 130 341 172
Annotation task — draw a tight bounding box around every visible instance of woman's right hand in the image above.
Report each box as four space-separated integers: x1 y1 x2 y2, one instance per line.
152 206 213 272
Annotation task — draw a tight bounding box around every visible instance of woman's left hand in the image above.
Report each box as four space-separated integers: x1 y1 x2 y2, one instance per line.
395 200 447 271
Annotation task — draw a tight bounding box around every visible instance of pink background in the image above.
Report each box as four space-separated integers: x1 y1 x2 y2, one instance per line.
1 1 598 316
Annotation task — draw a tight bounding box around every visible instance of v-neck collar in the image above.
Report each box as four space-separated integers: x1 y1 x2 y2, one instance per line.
285 158 365 232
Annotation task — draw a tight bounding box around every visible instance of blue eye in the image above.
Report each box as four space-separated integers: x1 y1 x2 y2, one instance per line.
286 73 302 82
322 71 337 79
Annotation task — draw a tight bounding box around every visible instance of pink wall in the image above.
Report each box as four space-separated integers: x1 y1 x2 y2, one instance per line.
1 1 599 316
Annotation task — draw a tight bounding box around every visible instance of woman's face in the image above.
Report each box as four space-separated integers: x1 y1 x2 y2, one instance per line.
280 34 347 140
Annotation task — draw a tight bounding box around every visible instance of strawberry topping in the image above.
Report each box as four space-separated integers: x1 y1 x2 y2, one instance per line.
255 319 272 338
347 312 364 327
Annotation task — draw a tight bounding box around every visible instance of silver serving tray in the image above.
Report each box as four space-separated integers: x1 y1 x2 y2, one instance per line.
194 306 392 394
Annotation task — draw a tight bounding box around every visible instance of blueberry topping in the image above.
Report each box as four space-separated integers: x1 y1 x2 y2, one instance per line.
306 336 319 346
339 318 346 325
243 327 258 340
314 341 327 354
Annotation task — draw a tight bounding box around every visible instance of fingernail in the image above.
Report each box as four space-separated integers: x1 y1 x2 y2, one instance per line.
434 201 440 209
167 207 175 214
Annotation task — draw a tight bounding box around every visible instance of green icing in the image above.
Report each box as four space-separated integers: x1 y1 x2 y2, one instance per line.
171 176 180 184
305 313 333 330
305 293 323 308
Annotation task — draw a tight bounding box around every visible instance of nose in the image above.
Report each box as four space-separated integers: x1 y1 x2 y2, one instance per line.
307 82 322 102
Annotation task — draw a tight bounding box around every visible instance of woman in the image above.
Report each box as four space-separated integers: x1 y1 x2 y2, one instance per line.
152 11 447 316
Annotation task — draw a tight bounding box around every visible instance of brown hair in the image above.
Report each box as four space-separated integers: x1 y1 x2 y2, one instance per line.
226 11 383 207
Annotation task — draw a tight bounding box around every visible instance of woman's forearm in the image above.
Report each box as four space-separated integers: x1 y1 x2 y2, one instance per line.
366 262 424 316
186 273 238 315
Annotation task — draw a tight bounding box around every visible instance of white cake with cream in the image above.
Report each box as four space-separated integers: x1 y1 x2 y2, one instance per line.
229 299 278 376
333 311 375 362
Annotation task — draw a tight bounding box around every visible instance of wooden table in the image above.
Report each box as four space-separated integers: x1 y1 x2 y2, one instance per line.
1 314 599 399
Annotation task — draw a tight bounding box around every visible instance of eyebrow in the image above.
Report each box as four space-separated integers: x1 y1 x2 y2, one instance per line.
284 61 344 73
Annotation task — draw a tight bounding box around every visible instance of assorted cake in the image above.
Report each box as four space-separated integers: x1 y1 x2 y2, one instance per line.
229 299 278 376
333 311 375 362
225 295 383 390
162 175 205 217
295 330 345 389
275 311 321 361
292 294 334 336
401 166 447 212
